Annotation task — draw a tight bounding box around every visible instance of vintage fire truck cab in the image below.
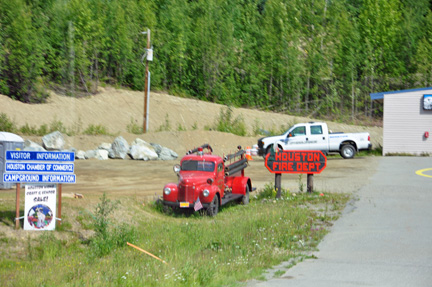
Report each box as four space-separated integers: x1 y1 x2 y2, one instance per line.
162 144 253 216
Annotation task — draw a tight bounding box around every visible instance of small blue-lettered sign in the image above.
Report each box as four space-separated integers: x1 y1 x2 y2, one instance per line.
6 151 75 162
5 162 74 173
3 173 76 183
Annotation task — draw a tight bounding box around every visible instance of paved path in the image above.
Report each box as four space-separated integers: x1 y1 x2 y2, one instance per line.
247 157 432 287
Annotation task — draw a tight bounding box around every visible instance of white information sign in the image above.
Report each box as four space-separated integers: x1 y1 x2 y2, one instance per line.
24 184 56 231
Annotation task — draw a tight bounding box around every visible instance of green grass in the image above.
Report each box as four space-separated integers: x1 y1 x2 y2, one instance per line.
157 113 172 132
0 113 16 132
126 118 143 134
83 124 111 135
209 106 247 136
0 187 350 287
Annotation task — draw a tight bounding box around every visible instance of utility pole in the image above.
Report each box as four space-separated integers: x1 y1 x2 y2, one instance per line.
142 29 151 133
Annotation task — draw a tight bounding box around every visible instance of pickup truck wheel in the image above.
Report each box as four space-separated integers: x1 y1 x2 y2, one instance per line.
340 144 355 159
207 195 219 216
241 185 250 205
264 146 273 158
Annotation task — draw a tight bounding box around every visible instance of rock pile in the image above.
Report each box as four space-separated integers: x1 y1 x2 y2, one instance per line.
23 131 178 161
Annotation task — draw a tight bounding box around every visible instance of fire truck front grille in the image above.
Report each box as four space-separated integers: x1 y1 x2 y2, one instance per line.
178 184 195 202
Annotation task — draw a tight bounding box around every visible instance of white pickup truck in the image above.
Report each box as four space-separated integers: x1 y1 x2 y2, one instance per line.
257 122 371 159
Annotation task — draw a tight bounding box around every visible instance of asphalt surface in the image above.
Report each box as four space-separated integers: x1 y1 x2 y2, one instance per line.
247 157 432 287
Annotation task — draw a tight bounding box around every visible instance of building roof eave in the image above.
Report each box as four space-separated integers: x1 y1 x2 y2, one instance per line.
370 87 432 101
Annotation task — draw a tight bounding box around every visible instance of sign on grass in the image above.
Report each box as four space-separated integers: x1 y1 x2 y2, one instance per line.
24 184 56 231
265 150 327 174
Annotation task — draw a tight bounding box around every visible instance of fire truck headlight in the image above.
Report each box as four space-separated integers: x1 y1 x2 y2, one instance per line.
173 164 180 174
203 189 210 197
164 187 171 195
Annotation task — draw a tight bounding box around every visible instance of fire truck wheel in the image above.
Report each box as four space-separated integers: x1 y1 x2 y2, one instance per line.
207 195 219 216
241 185 250 205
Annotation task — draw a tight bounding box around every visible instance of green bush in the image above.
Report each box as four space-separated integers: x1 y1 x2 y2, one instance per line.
157 113 171 132
83 124 110 135
89 194 136 258
127 118 143 134
214 107 247 136
0 113 16 132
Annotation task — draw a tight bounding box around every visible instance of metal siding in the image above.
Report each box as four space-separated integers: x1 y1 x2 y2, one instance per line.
383 92 432 155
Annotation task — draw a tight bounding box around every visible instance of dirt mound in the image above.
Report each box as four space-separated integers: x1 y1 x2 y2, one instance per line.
0 87 382 154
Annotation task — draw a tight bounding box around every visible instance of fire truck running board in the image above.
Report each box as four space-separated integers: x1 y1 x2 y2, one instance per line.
221 194 243 205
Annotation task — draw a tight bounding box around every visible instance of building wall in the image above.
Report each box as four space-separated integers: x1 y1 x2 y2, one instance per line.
383 90 432 155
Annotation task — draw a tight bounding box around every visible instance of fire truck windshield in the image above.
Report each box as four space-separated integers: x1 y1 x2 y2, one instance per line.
181 160 215 172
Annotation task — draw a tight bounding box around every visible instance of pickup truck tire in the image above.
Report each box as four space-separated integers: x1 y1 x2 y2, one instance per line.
241 185 250 205
265 145 282 157
264 145 273 157
340 144 355 159
207 195 219 216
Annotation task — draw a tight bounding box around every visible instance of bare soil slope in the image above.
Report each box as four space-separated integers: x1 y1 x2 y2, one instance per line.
0 87 382 154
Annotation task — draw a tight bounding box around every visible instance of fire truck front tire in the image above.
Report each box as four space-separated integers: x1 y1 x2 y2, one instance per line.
207 195 219 216
241 185 250 205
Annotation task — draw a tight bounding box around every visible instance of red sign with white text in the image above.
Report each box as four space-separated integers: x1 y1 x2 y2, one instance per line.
265 150 327 174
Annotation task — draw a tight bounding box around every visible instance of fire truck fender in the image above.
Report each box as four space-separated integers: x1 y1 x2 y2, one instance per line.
202 185 221 204
162 183 178 202
231 177 251 195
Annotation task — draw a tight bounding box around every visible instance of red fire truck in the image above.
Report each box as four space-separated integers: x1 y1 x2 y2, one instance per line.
162 144 253 216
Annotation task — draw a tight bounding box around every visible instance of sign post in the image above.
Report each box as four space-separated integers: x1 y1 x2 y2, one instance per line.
265 150 327 194
4 151 75 229
15 183 20 229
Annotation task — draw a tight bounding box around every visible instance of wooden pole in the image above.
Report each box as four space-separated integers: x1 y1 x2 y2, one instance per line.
57 184 62 227
15 183 20 229
275 173 282 198
143 29 150 133
307 174 313 193
127 242 168 264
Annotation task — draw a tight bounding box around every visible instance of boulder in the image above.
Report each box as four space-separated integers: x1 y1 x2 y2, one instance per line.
150 143 163 154
75 150 86 160
129 138 158 160
159 146 178 160
42 131 65 150
151 143 178 160
23 140 45 151
85 150 97 159
98 142 112 150
109 136 129 159
95 149 109 160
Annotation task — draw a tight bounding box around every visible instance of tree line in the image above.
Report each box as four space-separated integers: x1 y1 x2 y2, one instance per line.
1 0 432 119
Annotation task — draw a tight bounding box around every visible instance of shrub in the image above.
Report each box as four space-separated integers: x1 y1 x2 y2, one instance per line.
214 107 247 136
0 113 16 132
89 193 136 258
83 124 110 135
127 118 143 134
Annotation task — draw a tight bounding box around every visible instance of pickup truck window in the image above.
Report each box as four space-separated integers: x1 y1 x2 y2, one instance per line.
310 125 323 135
292 126 306 136
182 160 215 172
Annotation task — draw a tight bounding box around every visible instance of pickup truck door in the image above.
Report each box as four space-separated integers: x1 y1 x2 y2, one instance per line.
308 124 328 151
283 125 308 150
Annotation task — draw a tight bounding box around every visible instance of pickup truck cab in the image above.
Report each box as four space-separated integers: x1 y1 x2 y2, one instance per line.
257 122 371 159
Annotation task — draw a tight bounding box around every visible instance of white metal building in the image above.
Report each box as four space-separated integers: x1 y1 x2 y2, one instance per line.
370 87 432 156
0 132 24 189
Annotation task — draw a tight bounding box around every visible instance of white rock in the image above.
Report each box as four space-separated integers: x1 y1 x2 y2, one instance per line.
42 131 65 150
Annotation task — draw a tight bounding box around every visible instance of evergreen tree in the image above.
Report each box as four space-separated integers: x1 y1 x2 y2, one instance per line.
0 0 46 102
